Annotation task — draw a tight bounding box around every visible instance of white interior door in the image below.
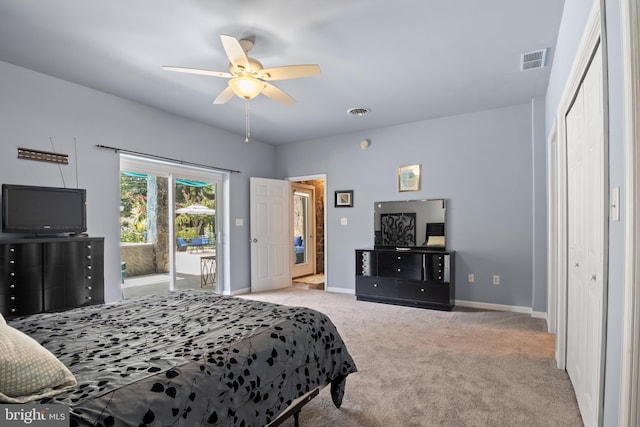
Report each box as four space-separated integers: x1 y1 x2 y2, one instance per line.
565 44 605 427
250 177 291 292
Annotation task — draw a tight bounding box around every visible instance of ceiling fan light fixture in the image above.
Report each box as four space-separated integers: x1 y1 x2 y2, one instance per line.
229 76 265 99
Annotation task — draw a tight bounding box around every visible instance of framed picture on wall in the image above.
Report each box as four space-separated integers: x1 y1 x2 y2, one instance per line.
335 190 353 207
398 164 421 192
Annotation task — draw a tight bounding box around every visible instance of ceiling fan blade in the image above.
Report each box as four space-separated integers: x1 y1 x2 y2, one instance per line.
220 35 249 70
213 86 236 104
162 66 232 78
261 82 296 105
258 64 321 81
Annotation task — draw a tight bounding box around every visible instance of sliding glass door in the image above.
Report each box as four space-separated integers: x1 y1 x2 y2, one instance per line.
119 155 223 298
174 176 218 291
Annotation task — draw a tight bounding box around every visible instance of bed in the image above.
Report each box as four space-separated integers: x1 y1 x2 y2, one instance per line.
0 290 357 426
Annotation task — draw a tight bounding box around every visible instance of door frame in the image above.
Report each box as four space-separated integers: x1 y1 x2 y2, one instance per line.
549 2 607 425
547 122 558 336
291 182 316 278
287 174 327 290
551 1 603 372
619 0 640 423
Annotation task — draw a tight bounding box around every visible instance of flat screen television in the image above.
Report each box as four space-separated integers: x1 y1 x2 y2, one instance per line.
2 184 87 235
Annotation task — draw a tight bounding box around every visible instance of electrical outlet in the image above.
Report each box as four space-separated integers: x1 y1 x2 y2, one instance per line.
493 275 500 285
468 273 475 283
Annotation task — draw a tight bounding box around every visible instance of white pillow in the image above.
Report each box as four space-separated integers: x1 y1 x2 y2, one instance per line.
0 323 77 403
426 235 446 247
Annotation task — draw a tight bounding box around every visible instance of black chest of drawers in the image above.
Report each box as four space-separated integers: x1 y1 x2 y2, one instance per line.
0 237 104 318
355 248 455 311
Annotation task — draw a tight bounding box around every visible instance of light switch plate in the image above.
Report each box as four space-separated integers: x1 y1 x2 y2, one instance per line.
340 217 348 225
235 218 244 226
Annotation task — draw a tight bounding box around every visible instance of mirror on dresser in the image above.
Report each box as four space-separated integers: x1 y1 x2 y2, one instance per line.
373 199 446 250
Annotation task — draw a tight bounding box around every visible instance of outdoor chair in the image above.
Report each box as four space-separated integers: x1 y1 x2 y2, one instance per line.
176 237 188 252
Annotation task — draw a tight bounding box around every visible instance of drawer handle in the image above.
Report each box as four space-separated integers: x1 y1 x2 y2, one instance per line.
10 296 15 301
86 286 92 290
9 260 15 264
10 284 15 289
86 255 92 260
421 288 425 292
9 248 15 252
87 245 92 249
10 272 15 277
87 266 92 270
10 308 15 313
439 276 442 280
373 283 378 288
87 276 92 280
397 268 401 272
86 296 92 301
397 256 401 260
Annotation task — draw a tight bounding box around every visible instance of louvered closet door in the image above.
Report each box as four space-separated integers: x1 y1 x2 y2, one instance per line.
566 44 605 427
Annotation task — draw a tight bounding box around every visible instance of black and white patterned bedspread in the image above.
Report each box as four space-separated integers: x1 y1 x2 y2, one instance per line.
8 290 357 426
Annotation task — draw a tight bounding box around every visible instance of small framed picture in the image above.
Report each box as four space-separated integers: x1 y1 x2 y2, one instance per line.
335 190 354 207
398 164 421 192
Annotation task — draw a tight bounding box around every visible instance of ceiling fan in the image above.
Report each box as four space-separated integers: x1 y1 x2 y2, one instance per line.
162 34 321 105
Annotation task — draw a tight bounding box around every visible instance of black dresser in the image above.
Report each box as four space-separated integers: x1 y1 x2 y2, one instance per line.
355 248 455 311
0 237 104 318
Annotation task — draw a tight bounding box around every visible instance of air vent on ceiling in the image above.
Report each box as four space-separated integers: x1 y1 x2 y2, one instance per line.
347 107 370 116
520 48 548 71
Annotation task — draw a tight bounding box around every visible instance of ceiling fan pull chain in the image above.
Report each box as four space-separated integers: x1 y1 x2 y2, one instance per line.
245 99 251 142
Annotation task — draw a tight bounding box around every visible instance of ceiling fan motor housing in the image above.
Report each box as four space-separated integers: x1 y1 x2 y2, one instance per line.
229 57 263 76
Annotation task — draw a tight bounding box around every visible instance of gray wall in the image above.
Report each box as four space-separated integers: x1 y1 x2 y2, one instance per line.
277 103 541 309
0 60 278 300
544 0 625 424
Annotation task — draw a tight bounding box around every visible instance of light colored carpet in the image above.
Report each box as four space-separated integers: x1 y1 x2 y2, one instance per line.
239 288 583 427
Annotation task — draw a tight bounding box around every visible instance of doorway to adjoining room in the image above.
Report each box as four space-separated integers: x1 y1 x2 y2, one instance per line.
290 177 325 290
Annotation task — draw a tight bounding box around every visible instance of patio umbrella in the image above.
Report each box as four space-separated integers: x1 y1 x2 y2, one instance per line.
176 204 215 215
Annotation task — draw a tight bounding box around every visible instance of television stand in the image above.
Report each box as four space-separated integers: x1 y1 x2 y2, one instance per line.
0 236 104 317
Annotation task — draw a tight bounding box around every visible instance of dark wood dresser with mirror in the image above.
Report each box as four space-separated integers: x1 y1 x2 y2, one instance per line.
355 198 455 311
0 237 104 318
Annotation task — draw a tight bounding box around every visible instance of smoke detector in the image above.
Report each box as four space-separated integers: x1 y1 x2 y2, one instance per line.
520 48 548 71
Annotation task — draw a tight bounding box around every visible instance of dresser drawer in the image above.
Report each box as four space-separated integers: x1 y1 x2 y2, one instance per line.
355 277 397 298
0 288 43 317
397 281 450 305
377 252 423 280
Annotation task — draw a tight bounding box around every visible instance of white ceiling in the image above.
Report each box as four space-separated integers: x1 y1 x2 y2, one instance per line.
0 0 565 145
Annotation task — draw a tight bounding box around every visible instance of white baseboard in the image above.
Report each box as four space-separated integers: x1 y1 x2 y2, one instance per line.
531 310 547 320
455 299 545 317
227 288 546 320
326 287 355 295
227 287 251 296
